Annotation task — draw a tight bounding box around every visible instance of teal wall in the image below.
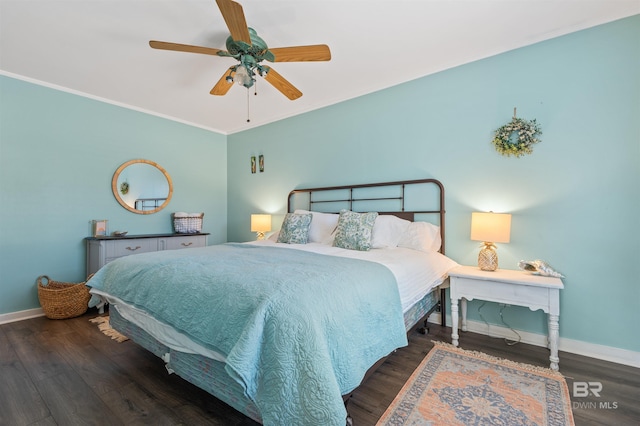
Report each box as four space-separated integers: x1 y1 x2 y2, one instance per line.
227 16 640 352
1 16 638 355
0 77 228 314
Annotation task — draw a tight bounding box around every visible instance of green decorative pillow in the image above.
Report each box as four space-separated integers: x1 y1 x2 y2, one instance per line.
277 213 312 244
333 210 378 251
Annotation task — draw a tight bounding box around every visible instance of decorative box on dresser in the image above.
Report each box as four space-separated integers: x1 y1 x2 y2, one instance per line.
85 233 209 276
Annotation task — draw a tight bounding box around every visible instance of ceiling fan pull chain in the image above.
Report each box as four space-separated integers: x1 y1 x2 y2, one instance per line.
246 88 251 122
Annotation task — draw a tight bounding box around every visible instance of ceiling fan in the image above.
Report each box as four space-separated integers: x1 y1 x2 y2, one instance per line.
149 0 331 100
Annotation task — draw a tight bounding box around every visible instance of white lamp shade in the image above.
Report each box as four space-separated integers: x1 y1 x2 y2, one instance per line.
251 214 272 233
470 212 511 243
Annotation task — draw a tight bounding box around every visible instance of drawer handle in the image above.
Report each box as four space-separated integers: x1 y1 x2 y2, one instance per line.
181 242 193 247
126 246 142 251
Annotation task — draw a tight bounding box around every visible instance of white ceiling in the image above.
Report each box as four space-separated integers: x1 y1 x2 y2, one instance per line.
1 1 638 135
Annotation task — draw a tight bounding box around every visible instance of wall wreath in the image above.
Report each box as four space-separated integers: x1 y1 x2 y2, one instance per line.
491 112 542 157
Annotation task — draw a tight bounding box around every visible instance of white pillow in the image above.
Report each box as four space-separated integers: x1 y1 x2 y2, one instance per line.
371 214 411 248
294 210 339 244
397 221 442 252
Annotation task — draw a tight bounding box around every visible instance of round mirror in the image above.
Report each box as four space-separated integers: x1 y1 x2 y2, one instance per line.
111 159 173 214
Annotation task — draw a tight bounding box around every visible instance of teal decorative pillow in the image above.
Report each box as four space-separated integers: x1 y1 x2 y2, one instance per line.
333 210 378 251
277 213 312 244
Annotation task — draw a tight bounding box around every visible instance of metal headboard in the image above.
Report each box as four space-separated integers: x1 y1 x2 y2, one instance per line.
287 178 446 254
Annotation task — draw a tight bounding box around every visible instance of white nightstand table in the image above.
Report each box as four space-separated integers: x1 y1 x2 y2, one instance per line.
448 265 564 370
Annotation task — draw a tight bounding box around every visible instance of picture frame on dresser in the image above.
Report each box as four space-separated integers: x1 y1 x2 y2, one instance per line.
91 219 108 237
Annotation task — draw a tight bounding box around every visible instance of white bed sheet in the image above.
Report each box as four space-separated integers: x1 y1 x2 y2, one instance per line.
248 240 459 313
92 242 458 363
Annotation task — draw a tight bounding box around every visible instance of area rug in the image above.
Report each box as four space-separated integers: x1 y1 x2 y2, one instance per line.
89 315 129 342
377 342 574 426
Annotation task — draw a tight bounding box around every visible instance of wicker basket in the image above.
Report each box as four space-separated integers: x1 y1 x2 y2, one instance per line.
37 276 91 319
173 213 204 233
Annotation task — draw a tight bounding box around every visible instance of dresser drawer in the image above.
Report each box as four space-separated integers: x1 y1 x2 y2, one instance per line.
106 238 154 258
87 233 209 276
163 235 207 250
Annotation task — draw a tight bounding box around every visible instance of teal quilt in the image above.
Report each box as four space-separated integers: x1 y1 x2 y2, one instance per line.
87 243 407 426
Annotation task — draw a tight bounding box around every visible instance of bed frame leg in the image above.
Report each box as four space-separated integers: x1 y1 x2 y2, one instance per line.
344 394 353 426
440 288 446 327
418 317 430 335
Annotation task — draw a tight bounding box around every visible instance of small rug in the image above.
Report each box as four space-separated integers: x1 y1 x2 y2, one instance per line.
89 315 129 342
377 342 574 426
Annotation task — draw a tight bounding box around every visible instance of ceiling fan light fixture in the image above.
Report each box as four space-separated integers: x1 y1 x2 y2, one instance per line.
234 65 253 88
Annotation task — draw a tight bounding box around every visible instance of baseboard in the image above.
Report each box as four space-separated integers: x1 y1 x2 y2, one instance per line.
427 313 640 369
0 308 44 325
559 336 640 369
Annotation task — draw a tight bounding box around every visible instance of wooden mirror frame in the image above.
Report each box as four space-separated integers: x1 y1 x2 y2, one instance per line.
111 159 173 215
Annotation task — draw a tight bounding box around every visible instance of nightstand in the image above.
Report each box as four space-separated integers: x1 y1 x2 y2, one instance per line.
448 265 564 370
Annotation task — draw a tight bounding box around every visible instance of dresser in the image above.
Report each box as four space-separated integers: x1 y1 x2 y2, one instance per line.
85 233 209 276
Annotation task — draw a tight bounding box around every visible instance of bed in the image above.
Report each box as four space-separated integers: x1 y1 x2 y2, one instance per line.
87 178 459 426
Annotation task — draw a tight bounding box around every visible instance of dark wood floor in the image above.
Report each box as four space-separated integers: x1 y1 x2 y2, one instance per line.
1 310 639 426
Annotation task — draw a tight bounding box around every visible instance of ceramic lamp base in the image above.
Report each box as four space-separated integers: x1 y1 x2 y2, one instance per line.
478 246 498 271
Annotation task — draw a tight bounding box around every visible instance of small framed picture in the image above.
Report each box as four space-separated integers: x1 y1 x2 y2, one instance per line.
92 219 108 237
259 155 264 172
251 156 256 174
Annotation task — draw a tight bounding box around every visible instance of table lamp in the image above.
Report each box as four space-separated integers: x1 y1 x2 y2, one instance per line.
470 212 511 271
251 214 272 240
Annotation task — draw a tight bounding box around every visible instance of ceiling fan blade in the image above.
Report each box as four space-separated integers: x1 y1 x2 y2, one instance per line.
263 67 302 100
268 45 331 62
210 68 235 96
215 0 251 45
149 40 223 56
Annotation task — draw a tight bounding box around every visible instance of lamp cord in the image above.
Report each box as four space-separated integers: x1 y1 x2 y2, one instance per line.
478 301 490 332
499 304 521 346
478 302 521 346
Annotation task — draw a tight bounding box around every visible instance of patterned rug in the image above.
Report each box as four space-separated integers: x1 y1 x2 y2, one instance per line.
377 342 574 426
89 315 129 342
